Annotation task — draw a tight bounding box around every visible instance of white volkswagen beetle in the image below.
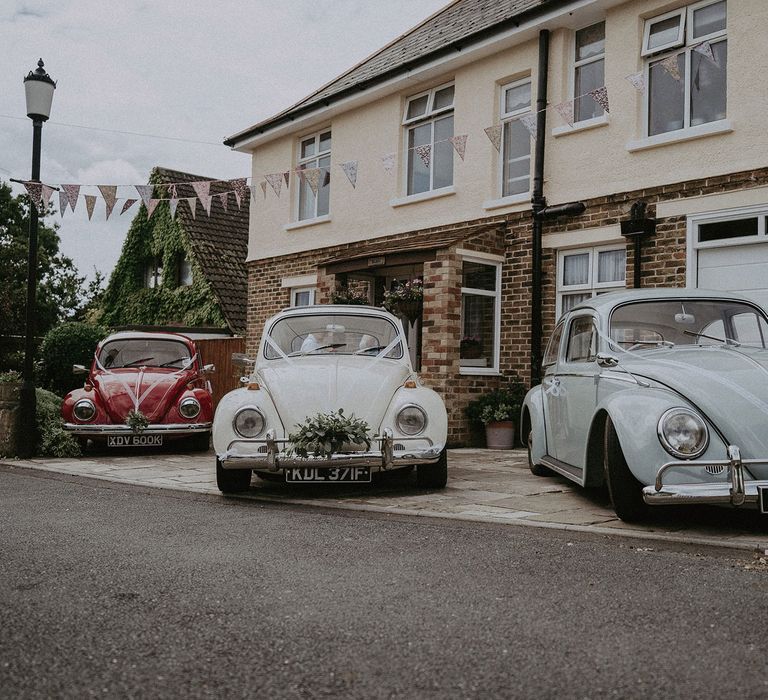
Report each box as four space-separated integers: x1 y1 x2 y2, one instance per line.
523 289 768 522
213 305 448 492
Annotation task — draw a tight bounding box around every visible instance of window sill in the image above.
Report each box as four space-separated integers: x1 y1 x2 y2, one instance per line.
389 186 456 208
552 114 609 137
482 193 530 211
283 215 331 232
626 119 733 153
459 367 501 376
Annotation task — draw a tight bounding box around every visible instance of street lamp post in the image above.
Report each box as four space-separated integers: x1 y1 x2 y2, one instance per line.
19 59 56 458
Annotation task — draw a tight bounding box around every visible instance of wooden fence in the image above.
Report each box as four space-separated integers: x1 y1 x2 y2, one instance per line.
196 337 246 411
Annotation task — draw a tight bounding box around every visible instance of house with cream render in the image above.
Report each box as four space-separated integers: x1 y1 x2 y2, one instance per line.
225 0 768 445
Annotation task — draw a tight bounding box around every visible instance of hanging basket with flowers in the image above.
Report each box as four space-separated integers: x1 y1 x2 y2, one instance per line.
383 279 424 322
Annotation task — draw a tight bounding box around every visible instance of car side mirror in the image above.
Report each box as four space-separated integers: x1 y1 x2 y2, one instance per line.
202 363 215 374
73 364 89 375
232 353 255 367
596 352 619 368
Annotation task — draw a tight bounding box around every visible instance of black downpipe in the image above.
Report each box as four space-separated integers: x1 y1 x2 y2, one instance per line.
530 29 549 387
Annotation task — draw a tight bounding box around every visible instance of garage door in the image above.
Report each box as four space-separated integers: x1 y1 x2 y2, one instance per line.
692 209 768 311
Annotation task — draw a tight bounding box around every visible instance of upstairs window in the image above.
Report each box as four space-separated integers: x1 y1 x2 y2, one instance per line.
573 22 605 122
144 256 163 289
500 78 532 197
403 84 454 196
297 130 331 221
644 0 727 137
178 254 193 286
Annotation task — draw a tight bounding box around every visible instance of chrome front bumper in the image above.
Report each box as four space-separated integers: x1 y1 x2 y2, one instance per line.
63 422 212 437
218 429 442 471
643 445 768 510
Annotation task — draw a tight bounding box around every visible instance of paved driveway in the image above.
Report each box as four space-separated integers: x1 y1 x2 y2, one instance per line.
4 448 768 551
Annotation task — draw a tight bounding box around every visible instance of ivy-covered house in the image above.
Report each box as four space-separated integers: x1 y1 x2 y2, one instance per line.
100 167 249 335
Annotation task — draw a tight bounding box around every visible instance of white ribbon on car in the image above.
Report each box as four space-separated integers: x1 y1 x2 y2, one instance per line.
93 353 197 413
368 335 407 370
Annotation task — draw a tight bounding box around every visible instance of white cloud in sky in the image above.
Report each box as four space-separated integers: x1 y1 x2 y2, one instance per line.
0 0 448 281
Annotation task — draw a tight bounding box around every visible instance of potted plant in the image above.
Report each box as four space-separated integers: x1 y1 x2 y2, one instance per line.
465 380 527 450
330 285 369 305
460 335 483 359
287 408 371 459
382 279 423 323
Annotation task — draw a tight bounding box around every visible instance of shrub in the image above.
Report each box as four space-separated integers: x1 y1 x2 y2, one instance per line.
37 322 108 396
330 286 368 305
0 370 21 383
465 379 528 426
35 388 81 458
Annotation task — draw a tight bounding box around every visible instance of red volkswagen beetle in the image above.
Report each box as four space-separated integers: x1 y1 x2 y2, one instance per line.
62 331 214 451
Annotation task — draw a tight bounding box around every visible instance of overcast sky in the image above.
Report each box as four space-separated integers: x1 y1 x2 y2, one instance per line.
0 0 448 283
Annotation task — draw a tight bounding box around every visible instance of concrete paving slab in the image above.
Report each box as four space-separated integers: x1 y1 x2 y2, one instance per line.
4 448 768 552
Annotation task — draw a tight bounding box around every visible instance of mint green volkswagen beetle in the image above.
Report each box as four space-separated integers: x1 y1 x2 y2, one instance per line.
522 289 768 522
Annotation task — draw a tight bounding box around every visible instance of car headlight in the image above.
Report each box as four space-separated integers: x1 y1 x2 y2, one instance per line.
396 405 427 436
179 397 201 419
73 399 96 422
657 408 709 459
233 407 265 438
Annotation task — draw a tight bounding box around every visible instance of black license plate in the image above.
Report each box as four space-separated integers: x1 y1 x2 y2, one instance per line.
107 435 163 447
285 467 371 483
759 487 768 514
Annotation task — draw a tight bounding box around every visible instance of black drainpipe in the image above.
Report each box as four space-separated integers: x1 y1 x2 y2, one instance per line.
529 29 587 386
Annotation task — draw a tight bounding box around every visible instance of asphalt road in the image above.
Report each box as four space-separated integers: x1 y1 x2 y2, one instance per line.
2 466 768 699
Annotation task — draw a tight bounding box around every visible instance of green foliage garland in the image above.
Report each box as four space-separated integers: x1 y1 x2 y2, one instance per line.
287 409 371 459
100 174 226 329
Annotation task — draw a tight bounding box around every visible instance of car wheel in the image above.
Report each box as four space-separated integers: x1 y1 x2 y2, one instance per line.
191 432 211 452
527 430 554 477
216 458 251 493
416 449 448 489
604 416 648 522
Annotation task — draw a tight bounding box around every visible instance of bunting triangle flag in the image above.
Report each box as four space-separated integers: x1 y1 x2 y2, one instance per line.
484 125 502 151
303 168 321 196
660 54 682 82
199 195 212 216
84 195 97 221
58 190 68 217
589 86 610 113
61 184 80 212
186 197 197 219
381 153 395 174
147 199 160 218
339 161 358 188
415 144 432 168
323 168 331 188
449 135 468 160
121 199 137 215
98 185 118 220
41 185 55 209
167 183 178 200
191 180 212 202
265 173 283 197
294 168 306 184
169 198 179 219
625 71 646 93
22 181 43 208
554 100 575 127
135 185 154 208
283 171 290 187
519 113 538 140
260 181 267 198
693 40 716 64
219 192 229 211
230 178 248 208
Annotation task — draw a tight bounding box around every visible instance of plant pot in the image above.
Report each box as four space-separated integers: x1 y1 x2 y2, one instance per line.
394 300 422 323
485 421 515 450
461 344 483 359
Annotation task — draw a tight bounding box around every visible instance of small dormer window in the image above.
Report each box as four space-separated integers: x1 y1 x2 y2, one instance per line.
144 256 163 288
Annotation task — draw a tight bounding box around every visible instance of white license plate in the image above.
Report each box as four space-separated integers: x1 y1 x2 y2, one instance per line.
107 435 163 447
285 467 371 483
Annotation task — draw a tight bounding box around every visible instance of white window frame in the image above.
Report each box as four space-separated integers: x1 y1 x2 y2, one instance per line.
144 256 163 289
402 82 455 196
686 204 768 288
498 77 532 198
296 129 331 222
572 21 606 123
459 254 502 375
290 286 317 307
641 7 686 57
556 244 626 318
642 0 727 137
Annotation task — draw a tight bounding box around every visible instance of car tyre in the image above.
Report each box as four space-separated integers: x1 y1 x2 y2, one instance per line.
604 416 648 522
416 448 448 489
527 430 554 477
216 458 251 493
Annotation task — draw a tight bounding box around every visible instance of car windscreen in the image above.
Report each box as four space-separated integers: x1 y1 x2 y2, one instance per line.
98 339 193 369
264 314 404 360
609 300 768 350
